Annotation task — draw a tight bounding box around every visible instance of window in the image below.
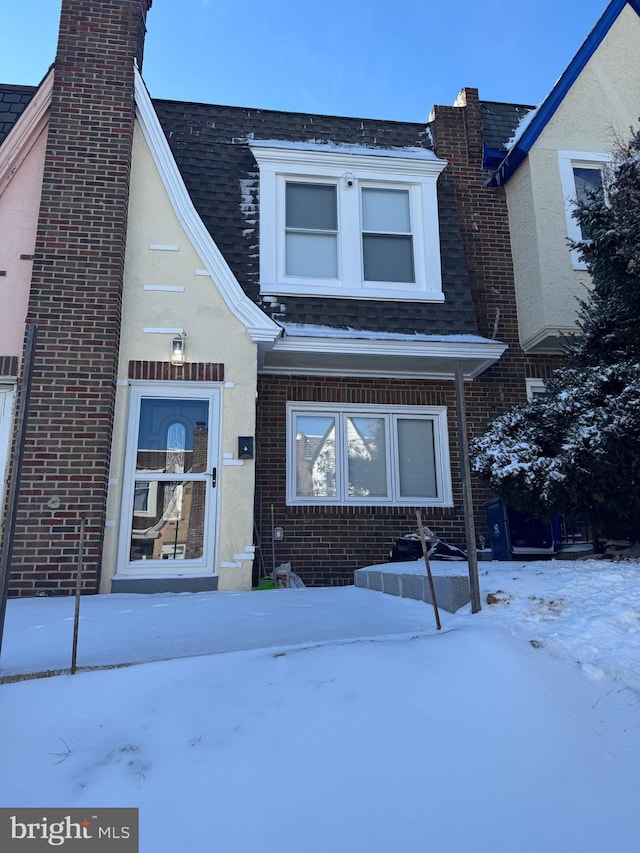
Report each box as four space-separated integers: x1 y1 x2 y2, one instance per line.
287 402 452 506
285 182 338 278
250 141 447 302
361 187 414 282
525 378 547 402
558 151 609 269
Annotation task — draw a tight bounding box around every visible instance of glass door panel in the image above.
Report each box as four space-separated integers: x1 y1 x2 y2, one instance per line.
123 390 218 572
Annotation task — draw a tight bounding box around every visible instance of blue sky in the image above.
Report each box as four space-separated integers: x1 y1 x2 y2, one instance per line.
1 0 612 121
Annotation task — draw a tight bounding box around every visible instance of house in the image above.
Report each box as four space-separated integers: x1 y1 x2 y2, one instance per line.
489 0 640 363
2 0 630 595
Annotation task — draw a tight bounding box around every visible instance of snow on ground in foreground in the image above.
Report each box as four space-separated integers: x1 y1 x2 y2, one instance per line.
0 558 639 853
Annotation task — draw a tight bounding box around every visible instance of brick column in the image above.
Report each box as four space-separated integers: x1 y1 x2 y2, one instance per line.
9 0 152 595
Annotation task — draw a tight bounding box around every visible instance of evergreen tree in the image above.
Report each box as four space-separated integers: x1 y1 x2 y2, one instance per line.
471 129 640 541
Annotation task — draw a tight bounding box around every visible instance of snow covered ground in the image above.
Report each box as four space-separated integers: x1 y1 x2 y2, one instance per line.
1 557 639 852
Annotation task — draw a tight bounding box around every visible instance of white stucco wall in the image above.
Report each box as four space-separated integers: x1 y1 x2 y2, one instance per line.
101 122 260 592
506 4 640 351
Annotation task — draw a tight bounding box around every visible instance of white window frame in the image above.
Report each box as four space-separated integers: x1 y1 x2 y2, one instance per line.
286 402 452 507
525 378 547 402
0 384 16 520
251 142 447 302
558 150 610 270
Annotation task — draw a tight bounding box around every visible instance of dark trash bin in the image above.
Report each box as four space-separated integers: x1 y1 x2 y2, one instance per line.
484 498 556 561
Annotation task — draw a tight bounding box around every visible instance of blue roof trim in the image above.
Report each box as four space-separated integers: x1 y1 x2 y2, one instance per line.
482 143 508 171
490 0 640 187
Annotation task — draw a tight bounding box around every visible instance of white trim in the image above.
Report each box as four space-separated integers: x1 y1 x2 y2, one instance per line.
286 401 452 508
149 243 179 251
525 378 547 401
266 334 506 380
143 327 184 334
558 150 610 270
117 384 221 576
251 141 447 303
0 384 16 520
143 285 185 292
0 70 54 198
134 69 281 345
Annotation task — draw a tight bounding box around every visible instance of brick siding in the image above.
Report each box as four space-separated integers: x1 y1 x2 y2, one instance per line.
8 1 152 596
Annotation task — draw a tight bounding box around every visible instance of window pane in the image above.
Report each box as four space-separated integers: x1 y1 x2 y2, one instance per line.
347 417 387 497
286 232 337 278
362 188 411 233
573 167 602 204
129 480 206 561
286 182 337 230
397 419 437 498
573 167 603 241
295 415 337 497
136 399 208 473
363 234 414 282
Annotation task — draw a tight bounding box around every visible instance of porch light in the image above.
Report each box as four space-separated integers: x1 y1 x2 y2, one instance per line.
171 333 186 365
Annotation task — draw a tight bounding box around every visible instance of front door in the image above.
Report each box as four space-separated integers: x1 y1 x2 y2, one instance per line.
120 386 220 575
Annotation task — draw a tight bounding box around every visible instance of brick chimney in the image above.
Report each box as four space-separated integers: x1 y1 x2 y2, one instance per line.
10 0 153 596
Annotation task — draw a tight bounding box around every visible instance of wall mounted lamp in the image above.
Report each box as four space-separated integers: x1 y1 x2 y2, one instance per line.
171 333 186 366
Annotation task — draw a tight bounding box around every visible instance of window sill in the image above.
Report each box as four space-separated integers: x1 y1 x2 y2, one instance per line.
261 280 445 303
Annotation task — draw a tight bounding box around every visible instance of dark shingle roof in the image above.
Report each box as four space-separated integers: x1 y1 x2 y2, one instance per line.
153 99 480 336
480 100 535 151
0 83 481 336
0 84 36 144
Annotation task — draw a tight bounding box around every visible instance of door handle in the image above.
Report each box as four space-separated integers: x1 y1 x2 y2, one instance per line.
211 467 217 488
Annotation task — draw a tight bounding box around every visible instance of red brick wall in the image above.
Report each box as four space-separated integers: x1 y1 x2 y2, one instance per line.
255 375 469 587
430 88 564 540
9 1 152 596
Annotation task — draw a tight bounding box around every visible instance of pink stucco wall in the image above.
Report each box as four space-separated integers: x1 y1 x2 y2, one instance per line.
0 125 47 361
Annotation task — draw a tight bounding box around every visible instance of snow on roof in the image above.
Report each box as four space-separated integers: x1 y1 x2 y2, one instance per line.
249 138 440 161
280 323 497 344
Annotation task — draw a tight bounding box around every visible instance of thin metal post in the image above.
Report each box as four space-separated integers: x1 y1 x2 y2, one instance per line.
71 517 86 674
415 509 441 630
0 324 37 660
454 363 482 614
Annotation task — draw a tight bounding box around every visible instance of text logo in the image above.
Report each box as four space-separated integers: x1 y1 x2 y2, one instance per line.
0 809 138 851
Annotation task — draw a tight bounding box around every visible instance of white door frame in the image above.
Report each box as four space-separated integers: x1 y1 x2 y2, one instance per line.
0 384 17 521
118 384 221 576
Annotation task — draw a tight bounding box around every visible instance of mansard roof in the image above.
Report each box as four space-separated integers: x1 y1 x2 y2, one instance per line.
152 98 480 337
1 83 481 337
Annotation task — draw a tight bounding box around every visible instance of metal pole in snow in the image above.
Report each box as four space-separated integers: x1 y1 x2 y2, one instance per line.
71 517 86 674
454 362 482 613
0 324 37 661
415 509 441 630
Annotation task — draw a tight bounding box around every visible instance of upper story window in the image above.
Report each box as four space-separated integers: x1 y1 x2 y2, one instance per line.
558 150 609 270
250 140 447 302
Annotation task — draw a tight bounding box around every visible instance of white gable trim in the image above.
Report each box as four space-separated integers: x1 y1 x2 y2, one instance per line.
0 71 53 198
133 68 281 345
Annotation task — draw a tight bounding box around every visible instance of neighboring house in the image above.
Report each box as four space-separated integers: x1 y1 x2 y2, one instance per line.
0 79 51 524
489 0 640 356
1 0 629 595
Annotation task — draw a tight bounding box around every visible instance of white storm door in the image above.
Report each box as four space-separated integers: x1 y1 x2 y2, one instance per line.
120 386 220 574
0 385 16 519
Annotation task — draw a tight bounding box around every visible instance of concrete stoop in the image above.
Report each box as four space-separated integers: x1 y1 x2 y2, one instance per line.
354 565 470 614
